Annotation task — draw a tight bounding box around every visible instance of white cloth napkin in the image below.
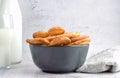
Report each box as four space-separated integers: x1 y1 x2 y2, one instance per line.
76 46 120 73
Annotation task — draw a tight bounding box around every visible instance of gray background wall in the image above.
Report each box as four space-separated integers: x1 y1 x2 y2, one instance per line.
18 0 120 60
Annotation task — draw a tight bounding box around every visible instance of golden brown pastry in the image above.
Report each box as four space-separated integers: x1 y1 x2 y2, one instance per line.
48 26 65 36
46 32 80 41
33 30 49 38
26 26 91 46
62 32 80 38
46 36 58 41
26 38 49 45
80 42 90 45
72 38 91 45
49 36 71 46
70 34 89 42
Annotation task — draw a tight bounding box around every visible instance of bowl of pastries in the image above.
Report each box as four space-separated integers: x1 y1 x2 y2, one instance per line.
26 26 91 73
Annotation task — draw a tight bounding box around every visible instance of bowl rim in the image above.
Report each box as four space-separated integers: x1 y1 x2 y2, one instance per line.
29 44 89 47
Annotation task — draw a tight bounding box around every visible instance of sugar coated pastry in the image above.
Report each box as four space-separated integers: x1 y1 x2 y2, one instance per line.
26 38 42 45
71 35 89 42
72 38 91 45
49 36 71 46
62 32 80 38
26 26 91 46
80 42 90 45
48 26 65 36
26 38 49 45
33 30 49 38
46 32 80 41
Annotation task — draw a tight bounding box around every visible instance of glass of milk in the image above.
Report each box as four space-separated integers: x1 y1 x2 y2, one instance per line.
0 14 14 69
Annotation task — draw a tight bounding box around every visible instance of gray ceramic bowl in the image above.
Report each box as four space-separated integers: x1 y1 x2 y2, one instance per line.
29 44 89 73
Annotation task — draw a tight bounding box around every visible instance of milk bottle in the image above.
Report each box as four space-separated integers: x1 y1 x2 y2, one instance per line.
0 28 13 68
0 0 22 68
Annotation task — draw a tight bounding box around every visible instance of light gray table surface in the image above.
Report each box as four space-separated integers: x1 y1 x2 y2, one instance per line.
0 58 120 78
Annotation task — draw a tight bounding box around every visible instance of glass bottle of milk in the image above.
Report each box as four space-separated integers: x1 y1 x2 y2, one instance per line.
0 0 22 68
0 14 13 68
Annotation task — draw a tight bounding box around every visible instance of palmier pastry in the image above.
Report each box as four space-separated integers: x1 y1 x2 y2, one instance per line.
72 38 91 45
70 34 89 42
26 26 91 46
62 32 80 38
26 38 49 45
48 26 65 36
33 30 49 38
46 32 80 41
49 36 71 46
80 42 90 45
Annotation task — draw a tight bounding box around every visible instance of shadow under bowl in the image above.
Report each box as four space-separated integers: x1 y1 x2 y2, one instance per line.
29 44 89 73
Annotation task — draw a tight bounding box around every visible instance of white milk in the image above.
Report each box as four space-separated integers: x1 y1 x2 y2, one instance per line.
0 29 21 68
0 29 13 68
10 29 22 64
0 0 22 64
9 0 22 64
